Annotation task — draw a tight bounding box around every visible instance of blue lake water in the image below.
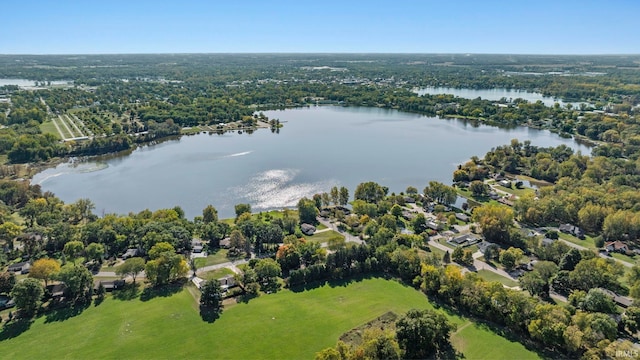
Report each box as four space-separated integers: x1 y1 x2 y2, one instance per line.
32 106 591 219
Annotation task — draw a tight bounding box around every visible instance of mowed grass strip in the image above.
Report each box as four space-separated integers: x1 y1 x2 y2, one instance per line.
476 269 520 288
0 278 540 360
304 229 344 243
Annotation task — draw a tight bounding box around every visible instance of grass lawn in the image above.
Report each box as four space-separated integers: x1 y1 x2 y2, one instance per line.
495 185 535 198
305 229 344 243
557 232 596 249
200 267 235 281
39 120 61 138
610 252 638 265
253 209 298 222
0 277 541 360
476 269 519 288
427 245 446 259
180 126 201 134
194 249 230 268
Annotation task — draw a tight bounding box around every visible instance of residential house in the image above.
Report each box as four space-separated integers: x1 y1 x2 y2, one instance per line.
218 275 237 289
478 241 497 254
96 280 126 292
300 223 316 236
605 241 629 254
559 224 585 238
46 283 66 298
219 237 231 249
598 288 633 308
541 238 556 246
426 221 444 231
448 234 481 247
401 210 416 221
455 213 470 223
191 239 204 253
122 248 139 259
8 261 31 274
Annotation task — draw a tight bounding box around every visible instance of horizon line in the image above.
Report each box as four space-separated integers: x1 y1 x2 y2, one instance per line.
2 52 640 57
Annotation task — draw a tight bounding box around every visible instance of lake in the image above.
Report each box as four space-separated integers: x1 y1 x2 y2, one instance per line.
0 78 72 88
414 86 589 108
32 106 591 219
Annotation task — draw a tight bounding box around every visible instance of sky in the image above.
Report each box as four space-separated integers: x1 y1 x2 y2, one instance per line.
2 0 638 55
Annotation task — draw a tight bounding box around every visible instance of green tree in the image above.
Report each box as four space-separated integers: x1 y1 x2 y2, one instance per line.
411 213 427 233
254 258 282 292
354 181 388 204
559 248 582 271
63 240 85 264
452 246 464 264
0 271 17 294
297 197 318 225
85 242 105 263
528 304 571 349
330 186 339 205
569 257 623 291
11 278 44 317
115 257 146 284
396 308 455 359
57 265 93 301
360 329 401 360
472 204 515 245
200 279 223 312
499 247 523 271
581 288 617 314
423 181 457 205
462 250 474 266
234 203 251 219
338 186 349 206
202 205 218 224
0 222 22 249
390 204 403 218
145 242 188 286
469 180 488 197
520 271 548 298
442 250 451 264
314 347 342 360
229 229 247 257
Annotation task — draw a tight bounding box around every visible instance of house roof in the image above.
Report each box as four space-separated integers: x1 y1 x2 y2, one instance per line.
605 241 628 250
8 261 29 270
47 283 66 297
455 213 469 221
478 241 496 253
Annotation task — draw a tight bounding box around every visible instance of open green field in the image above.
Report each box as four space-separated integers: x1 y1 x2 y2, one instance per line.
476 269 520 288
0 278 541 359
